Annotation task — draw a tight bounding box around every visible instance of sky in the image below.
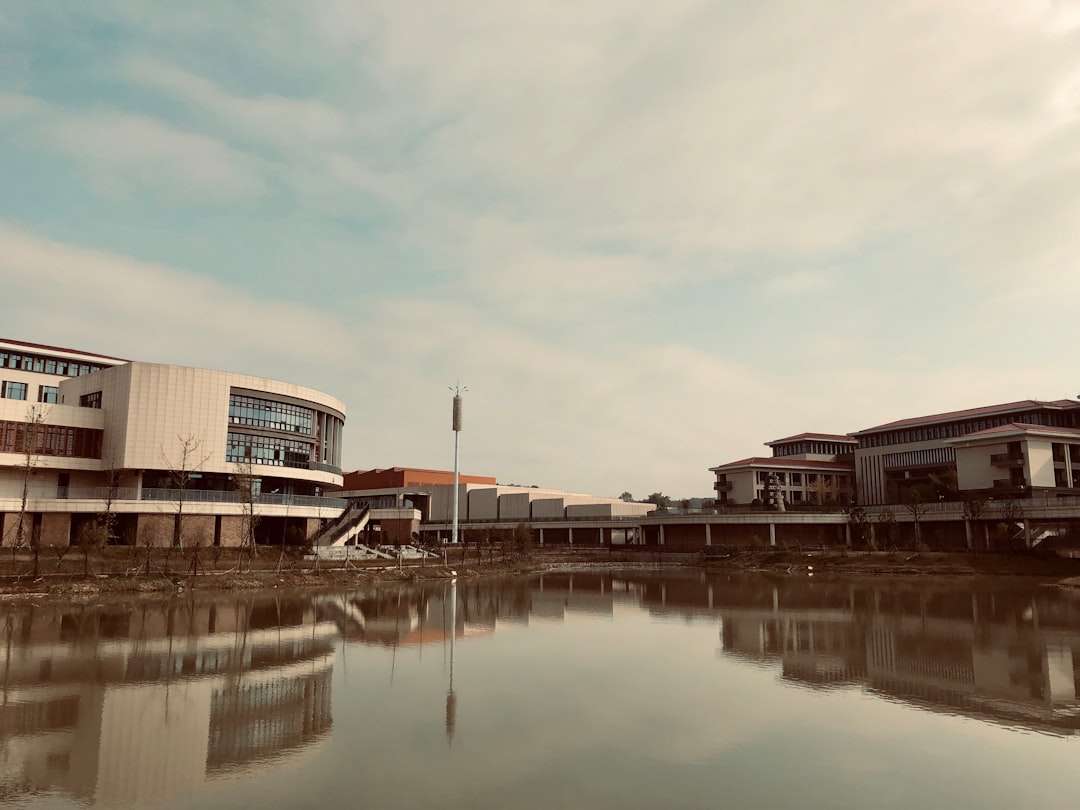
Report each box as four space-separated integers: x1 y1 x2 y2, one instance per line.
2 1 1079 500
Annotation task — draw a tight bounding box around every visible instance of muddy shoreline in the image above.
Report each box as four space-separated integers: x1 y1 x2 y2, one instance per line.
3 547 1080 604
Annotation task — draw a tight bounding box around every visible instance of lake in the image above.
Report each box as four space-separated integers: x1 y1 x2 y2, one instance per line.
3 570 1080 809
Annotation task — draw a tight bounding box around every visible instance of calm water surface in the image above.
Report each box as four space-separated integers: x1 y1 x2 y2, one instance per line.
3 571 1080 809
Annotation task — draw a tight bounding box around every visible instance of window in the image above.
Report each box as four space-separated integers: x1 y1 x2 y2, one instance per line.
0 420 102 458
790 473 802 485
226 432 314 469
79 391 102 409
228 393 314 434
37 385 58 404
1 381 27 400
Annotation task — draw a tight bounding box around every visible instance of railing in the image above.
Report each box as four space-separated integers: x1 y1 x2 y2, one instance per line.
346 496 401 510
308 461 343 475
24 486 346 509
990 453 1023 467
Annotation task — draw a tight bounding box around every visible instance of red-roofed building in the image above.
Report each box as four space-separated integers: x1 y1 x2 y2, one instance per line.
852 399 1080 504
947 423 1080 494
710 435 856 507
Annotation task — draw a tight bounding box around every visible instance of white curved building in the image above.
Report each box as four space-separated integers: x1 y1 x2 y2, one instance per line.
0 339 346 547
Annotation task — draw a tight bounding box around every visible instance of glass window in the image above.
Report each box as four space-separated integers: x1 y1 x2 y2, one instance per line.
79 391 102 409
37 386 58 404
1 381 27 400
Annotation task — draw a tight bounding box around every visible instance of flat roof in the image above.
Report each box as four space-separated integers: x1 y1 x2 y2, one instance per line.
766 432 857 446
946 422 1080 442
853 399 1078 435
0 338 129 363
709 457 855 472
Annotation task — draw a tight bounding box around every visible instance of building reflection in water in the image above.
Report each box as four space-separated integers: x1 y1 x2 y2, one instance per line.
5 572 1080 805
335 572 1080 739
0 594 336 806
643 573 1080 736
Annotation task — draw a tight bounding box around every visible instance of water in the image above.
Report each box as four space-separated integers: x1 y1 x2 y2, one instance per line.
3 571 1080 809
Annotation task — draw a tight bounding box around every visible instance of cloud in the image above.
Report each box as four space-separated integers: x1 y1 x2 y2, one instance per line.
0 92 266 201
0 226 350 376
3 2 1080 497
124 57 348 147
766 271 829 296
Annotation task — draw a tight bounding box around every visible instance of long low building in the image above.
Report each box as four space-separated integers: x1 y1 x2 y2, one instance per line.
338 466 653 541
1 339 347 547
711 398 1080 509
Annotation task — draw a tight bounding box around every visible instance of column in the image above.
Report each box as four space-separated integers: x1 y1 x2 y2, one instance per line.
705 523 712 546
769 522 776 547
568 527 574 546
538 527 545 546
659 524 665 546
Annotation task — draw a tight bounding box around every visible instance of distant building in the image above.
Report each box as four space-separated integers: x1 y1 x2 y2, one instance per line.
710 398 1080 508
343 466 496 490
710 433 856 507
852 399 1080 505
338 471 652 531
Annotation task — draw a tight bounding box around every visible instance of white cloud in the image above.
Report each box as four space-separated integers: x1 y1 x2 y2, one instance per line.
124 57 348 147
0 93 266 201
0 226 350 375
766 271 829 296
4 2 1080 496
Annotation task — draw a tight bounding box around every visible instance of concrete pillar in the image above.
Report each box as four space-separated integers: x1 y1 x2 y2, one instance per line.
538 527 544 546
845 523 851 547
964 520 973 551
659 524 665 546
705 523 712 546
1023 519 1032 548
769 522 777 547
568 527 573 546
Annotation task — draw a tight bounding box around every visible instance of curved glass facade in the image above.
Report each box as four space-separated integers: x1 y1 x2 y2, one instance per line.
229 394 313 434
226 390 343 473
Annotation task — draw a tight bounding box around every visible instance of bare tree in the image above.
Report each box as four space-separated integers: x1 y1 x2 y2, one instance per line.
877 508 897 549
160 434 211 550
77 520 108 579
99 450 121 547
961 495 987 551
901 485 932 549
808 474 854 508
232 455 260 561
14 406 48 577
996 496 1026 550
847 505 872 549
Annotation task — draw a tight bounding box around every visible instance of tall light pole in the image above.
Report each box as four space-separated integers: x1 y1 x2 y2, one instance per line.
450 385 466 545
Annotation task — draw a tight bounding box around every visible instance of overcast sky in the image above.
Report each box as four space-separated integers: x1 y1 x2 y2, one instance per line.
2 1 1079 499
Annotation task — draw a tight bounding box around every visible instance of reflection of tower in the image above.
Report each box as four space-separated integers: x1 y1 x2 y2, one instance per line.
445 578 457 744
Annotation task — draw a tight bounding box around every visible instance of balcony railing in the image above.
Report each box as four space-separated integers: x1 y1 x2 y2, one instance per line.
714 481 733 492
990 453 1023 467
25 486 346 509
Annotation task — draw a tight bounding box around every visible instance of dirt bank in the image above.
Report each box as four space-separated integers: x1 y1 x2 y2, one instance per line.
3 546 1080 604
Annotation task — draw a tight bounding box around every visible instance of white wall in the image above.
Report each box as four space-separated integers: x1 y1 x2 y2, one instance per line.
1026 440 1055 488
